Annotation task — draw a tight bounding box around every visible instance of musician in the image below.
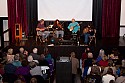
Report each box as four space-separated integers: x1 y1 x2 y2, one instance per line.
36 19 50 42
52 19 64 39
82 25 90 45
68 18 80 33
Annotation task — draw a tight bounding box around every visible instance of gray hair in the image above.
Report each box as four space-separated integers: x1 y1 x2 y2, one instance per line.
8 48 13 55
33 48 38 53
19 47 24 53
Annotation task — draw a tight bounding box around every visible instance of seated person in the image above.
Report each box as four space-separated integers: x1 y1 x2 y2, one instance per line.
52 19 64 40
36 19 50 42
68 18 80 34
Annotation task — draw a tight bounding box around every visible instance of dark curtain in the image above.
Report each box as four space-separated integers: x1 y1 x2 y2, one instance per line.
92 0 103 39
102 0 121 37
7 0 28 42
26 0 38 36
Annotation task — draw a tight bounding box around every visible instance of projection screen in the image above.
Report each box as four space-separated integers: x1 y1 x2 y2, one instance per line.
0 0 8 17
120 0 125 25
38 0 92 21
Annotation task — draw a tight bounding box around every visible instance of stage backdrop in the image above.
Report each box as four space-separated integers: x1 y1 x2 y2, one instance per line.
38 0 93 21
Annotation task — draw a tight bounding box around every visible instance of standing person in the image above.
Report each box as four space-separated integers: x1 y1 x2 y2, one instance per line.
52 19 64 40
82 26 90 45
36 19 50 42
70 52 79 83
68 18 80 34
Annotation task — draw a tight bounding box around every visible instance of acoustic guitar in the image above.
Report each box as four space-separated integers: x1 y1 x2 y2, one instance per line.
69 22 82 31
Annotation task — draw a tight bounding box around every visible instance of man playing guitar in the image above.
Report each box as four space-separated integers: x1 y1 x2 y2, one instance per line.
68 18 80 33
36 19 50 42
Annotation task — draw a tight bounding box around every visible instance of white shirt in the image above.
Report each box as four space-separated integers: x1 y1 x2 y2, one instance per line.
102 74 115 83
30 66 43 76
87 65 101 75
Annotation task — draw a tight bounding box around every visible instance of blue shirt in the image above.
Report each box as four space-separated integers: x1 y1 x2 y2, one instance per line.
68 22 80 33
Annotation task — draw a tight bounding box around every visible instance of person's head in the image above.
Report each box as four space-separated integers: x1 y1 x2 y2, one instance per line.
21 59 28 67
40 54 45 60
99 49 105 57
30 77 37 83
19 47 24 53
53 19 60 26
107 68 113 75
109 80 115 83
92 59 97 65
120 67 125 76
72 18 75 23
8 48 13 55
14 79 22 83
87 52 93 58
85 47 91 53
33 48 38 54
90 66 101 75
14 54 20 61
70 52 76 58
108 60 114 66
102 55 108 61
40 19 44 24
56 19 59 24
29 61 37 68
24 50 28 55
27 55 33 62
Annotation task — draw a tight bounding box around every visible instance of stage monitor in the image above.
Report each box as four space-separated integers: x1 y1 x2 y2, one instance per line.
38 0 93 21
59 57 70 62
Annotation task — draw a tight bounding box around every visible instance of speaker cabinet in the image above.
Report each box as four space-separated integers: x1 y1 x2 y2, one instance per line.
15 23 22 41
56 61 72 83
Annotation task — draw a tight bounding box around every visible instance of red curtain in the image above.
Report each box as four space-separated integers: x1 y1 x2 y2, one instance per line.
102 0 121 37
7 0 28 42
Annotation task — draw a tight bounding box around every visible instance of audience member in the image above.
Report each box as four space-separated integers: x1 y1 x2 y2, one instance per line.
70 52 79 83
29 61 45 82
19 47 26 61
87 60 101 75
82 47 91 60
6 48 14 62
85 63 102 83
102 68 115 83
96 49 105 63
98 55 108 67
15 59 30 83
103 60 117 76
30 48 40 60
3 61 17 83
115 67 125 83
38 54 49 66
30 77 37 83
12 54 22 67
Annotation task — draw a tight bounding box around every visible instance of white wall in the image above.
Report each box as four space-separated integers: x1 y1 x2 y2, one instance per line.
0 0 8 17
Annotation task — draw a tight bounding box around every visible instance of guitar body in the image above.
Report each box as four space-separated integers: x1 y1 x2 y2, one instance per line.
68 22 81 33
69 27 74 31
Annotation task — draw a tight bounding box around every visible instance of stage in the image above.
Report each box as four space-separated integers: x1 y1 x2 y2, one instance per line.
2 36 125 60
